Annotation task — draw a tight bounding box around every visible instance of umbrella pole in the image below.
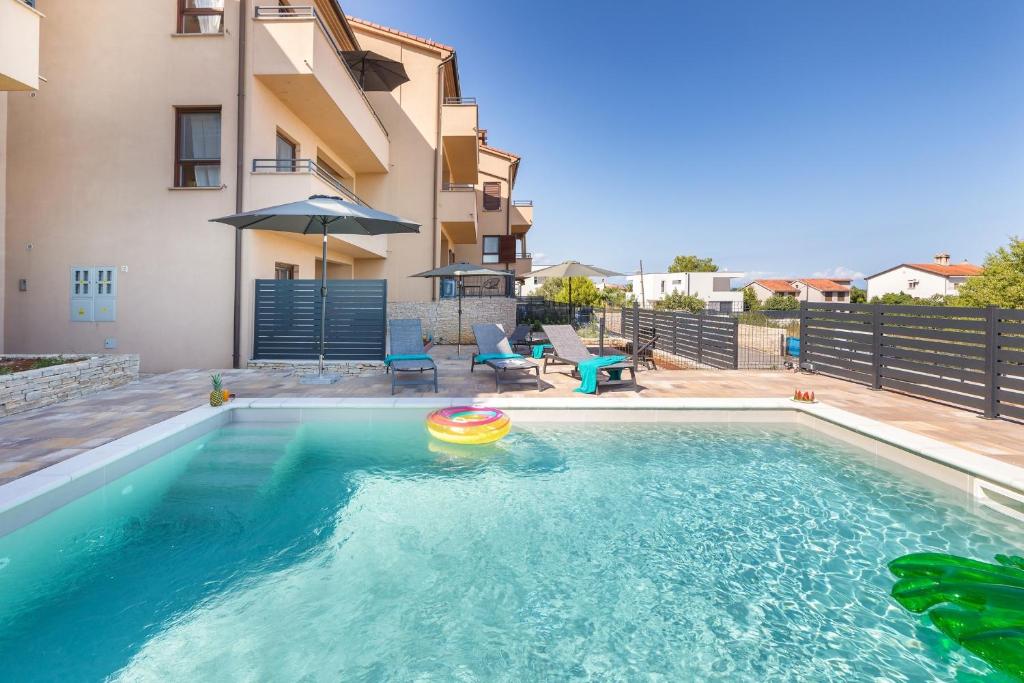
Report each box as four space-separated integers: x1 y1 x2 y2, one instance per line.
457 275 463 357
319 221 328 377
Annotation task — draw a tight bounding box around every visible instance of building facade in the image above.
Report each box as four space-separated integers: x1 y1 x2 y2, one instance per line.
628 272 745 312
865 253 982 300
746 278 851 305
3 1 534 371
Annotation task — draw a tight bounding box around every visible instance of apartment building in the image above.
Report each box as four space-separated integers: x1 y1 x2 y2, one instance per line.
628 271 746 312
3 1 534 371
0 0 43 353
865 253 982 300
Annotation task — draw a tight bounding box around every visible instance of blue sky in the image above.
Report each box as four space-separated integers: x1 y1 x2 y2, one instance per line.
343 0 1024 283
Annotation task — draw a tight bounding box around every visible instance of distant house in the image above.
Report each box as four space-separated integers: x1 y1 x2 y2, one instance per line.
745 278 851 305
627 272 746 312
519 265 552 296
746 279 799 303
865 253 983 300
792 279 851 303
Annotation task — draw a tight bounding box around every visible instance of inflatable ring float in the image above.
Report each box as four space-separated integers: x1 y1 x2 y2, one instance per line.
426 406 510 445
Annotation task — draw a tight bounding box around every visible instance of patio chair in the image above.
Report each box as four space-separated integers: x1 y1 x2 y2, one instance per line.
508 323 534 355
542 324 637 394
471 323 541 393
386 319 438 394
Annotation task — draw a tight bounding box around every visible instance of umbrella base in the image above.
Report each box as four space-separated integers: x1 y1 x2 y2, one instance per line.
300 373 341 385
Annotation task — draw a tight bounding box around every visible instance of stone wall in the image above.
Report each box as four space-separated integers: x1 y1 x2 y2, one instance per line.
246 359 384 376
0 354 140 417
388 298 517 345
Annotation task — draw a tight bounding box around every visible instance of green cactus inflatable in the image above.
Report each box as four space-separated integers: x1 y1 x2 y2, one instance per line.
889 552 1024 681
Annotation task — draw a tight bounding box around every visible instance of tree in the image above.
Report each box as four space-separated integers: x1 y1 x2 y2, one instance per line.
654 292 706 313
538 276 601 306
954 237 1024 309
598 286 635 308
763 294 799 311
850 286 867 304
742 287 761 312
667 255 719 273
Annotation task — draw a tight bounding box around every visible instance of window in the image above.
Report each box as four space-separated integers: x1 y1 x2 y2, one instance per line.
482 236 500 264
178 0 225 34
276 132 297 171
671 279 682 285
908 279 919 290
70 267 117 322
660 281 666 293
275 263 297 280
482 182 501 211
175 107 221 187
824 292 833 301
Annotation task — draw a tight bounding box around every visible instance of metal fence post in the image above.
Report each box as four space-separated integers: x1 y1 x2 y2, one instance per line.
672 311 679 356
599 306 606 355
632 302 640 358
731 316 739 369
697 312 704 366
983 305 999 419
870 304 883 390
798 304 807 370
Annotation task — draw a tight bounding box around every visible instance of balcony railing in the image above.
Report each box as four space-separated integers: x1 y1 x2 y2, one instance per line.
441 182 475 191
21 0 36 6
252 158 369 206
443 97 477 105
253 5 387 138
512 199 533 207
517 252 533 259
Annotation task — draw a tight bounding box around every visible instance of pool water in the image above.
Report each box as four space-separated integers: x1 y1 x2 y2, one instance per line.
1 411 1021 681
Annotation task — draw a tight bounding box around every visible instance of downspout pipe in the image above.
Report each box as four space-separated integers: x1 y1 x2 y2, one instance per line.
232 0 248 368
432 52 455 301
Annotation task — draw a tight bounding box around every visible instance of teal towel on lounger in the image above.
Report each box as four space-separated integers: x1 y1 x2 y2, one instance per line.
574 355 627 394
473 353 523 363
384 353 433 366
531 344 553 359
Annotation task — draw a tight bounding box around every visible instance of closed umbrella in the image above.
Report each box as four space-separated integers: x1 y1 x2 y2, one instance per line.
524 261 624 322
342 51 410 92
411 263 512 359
211 195 419 384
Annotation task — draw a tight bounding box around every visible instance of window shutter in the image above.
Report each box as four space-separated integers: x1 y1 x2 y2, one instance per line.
483 182 501 211
498 235 517 262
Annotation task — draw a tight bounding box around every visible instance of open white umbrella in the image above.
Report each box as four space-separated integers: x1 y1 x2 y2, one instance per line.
525 260 623 322
410 262 512 359
211 195 420 383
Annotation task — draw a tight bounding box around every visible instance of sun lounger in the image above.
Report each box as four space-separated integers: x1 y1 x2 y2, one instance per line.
541 325 637 394
385 319 438 394
471 323 541 393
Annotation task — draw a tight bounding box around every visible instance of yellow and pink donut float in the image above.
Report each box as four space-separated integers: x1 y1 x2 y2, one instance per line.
426 406 510 444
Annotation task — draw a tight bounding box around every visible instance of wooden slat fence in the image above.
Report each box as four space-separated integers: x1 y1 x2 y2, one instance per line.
253 279 386 361
800 302 1024 421
620 306 739 369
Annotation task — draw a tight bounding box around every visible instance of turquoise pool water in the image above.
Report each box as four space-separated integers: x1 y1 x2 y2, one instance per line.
0 411 1021 681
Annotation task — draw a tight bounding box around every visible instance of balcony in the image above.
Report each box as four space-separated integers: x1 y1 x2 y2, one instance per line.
511 200 533 233
249 158 387 258
512 253 533 278
441 97 479 184
252 6 388 173
0 0 42 91
438 183 478 245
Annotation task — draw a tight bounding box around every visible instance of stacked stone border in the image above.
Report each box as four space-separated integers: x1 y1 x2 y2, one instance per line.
1 354 140 418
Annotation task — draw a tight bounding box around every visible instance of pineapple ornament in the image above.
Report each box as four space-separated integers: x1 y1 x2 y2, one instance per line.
209 374 224 407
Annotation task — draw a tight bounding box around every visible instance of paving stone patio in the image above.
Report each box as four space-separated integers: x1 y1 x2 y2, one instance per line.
0 345 1021 484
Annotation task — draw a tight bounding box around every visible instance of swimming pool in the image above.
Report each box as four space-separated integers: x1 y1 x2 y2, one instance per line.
1 404 1022 680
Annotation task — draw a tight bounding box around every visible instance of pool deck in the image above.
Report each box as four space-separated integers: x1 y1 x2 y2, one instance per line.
0 345 1021 483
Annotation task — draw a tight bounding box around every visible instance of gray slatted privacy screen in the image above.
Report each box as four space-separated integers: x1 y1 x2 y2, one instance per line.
800 303 1024 421
621 307 739 369
253 279 386 361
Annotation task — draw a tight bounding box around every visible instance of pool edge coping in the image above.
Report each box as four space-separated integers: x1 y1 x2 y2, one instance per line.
1 397 1021 524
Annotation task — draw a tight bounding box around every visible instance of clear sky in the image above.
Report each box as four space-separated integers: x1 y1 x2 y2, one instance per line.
342 0 1024 283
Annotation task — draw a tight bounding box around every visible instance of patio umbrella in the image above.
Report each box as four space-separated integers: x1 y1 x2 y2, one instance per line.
211 195 419 384
524 261 624 322
410 262 511 359
341 50 410 92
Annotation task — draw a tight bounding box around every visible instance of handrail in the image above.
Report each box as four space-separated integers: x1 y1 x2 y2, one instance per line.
512 199 533 207
441 183 475 191
253 5 389 139
252 158 370 207
443 97 477 105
